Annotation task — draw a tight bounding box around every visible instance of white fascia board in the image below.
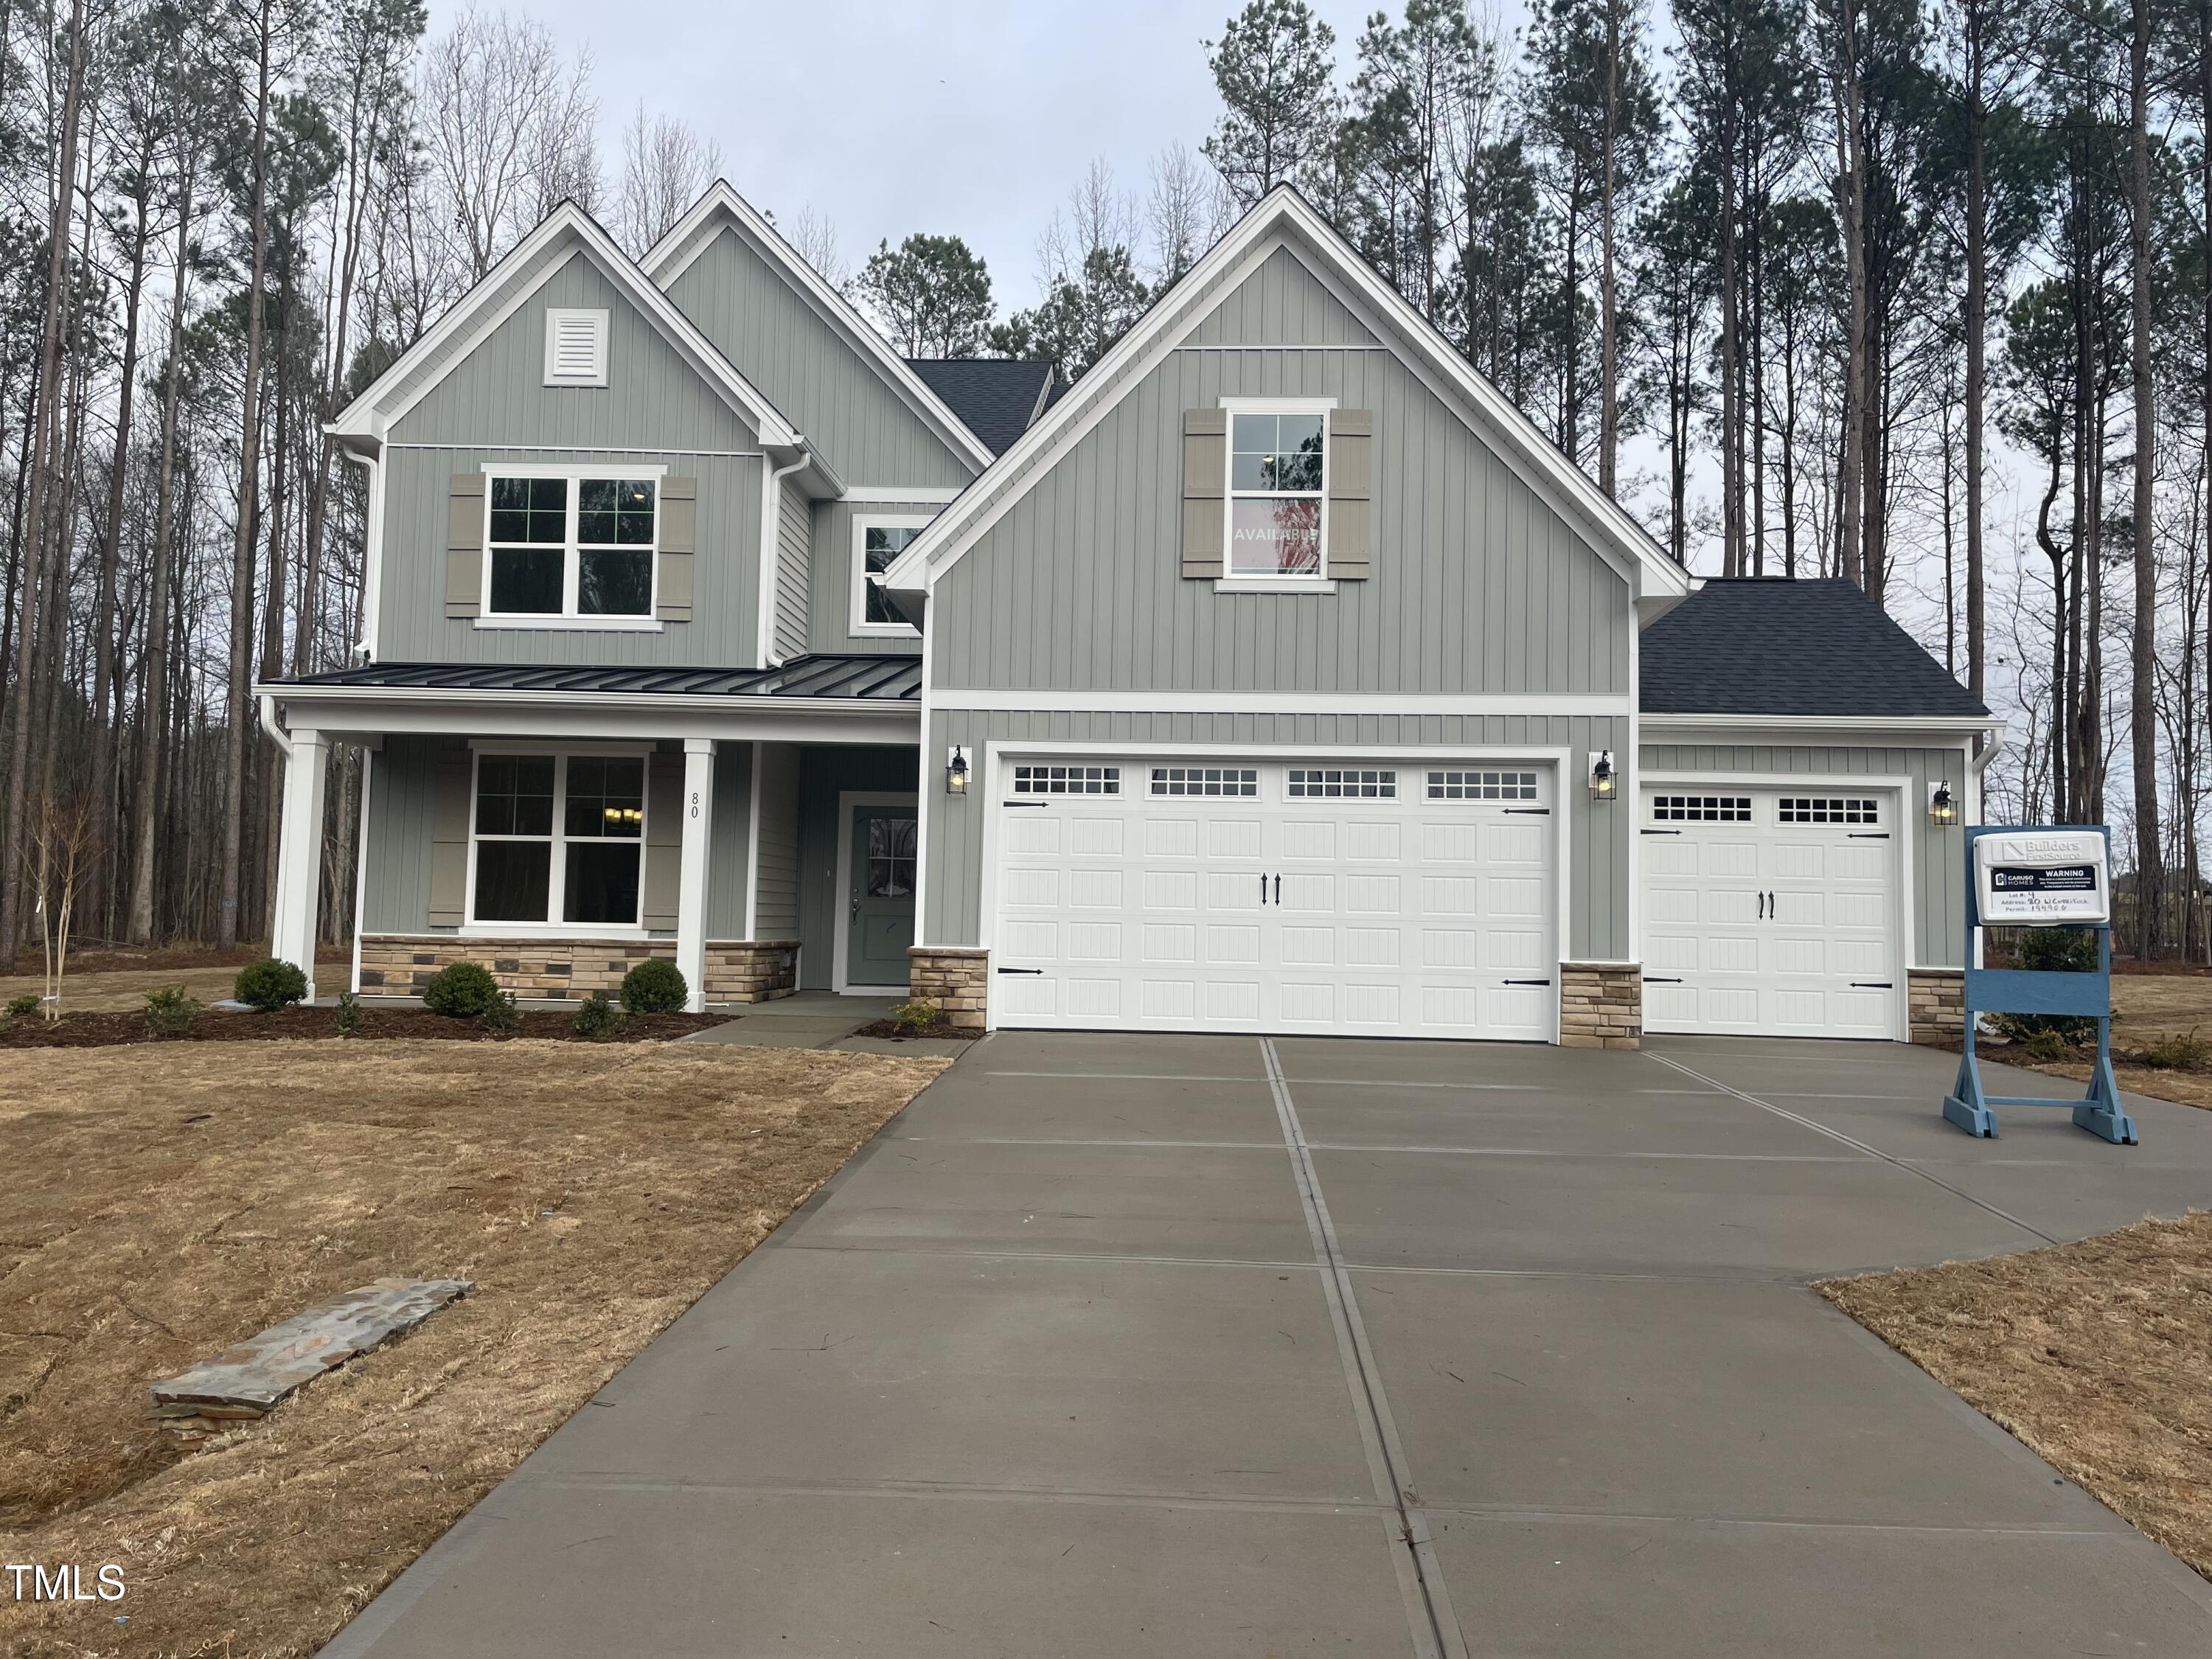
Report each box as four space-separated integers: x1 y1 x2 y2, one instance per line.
642 181 996 474
1640 712 1998 737
258 684 918 746
880 187 1692 603
930 689 1631 717
332 203 801 450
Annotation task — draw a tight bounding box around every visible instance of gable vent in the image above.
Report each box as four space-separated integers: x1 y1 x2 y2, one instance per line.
543 307 608 386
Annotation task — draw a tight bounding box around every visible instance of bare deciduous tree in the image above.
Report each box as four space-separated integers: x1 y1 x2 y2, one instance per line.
612 101 720 254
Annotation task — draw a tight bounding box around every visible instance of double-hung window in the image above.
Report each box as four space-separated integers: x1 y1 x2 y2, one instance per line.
485 470 657 620
470 751 647 929
1227 407 1326 579
851 512 930 636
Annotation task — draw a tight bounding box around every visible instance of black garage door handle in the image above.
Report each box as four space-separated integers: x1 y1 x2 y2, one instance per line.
995 967 1043 975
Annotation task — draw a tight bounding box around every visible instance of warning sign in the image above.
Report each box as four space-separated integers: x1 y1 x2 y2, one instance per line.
1974 831 2109 925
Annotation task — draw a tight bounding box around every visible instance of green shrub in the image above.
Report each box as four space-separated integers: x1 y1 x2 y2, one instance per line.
573 992 618 1036
5 992 40 1018
619 958 687 1014
1988 927 2101 1046
2138 1028 2211 1071
422 960 502 1018
234 956 308 1012
2020 1029 2069 1063
334 989 364 1037
890 997 941 1036
143 984 202 1039
477 990 521 1034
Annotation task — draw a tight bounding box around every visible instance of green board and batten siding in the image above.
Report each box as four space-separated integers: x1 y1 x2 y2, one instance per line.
662 226 975 490
378 254 765 667
1640 742 1974 969
920 243 1635 958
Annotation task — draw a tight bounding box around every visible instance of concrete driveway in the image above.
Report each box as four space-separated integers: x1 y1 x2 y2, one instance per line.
322 1034 2212 1658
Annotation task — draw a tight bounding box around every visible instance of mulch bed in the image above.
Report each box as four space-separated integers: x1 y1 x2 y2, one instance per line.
0 1006 728 1048
851 1018 984 1042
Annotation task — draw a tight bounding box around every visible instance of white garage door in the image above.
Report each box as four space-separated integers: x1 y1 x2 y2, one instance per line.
991 758 1559 1039
1641 787 1901 1039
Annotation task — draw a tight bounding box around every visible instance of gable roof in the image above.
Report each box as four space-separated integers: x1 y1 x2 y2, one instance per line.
1641 578 1989 718
881 186 1694 600
904 358 1053 455
330 201 800 450
641 181 998 473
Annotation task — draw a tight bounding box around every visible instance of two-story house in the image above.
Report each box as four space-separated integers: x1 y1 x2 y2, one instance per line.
260 183 1994 1047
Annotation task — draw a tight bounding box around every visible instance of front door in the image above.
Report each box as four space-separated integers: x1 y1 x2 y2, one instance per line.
846 802 917 990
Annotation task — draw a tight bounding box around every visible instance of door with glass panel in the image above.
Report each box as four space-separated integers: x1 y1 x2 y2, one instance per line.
846 802 917 990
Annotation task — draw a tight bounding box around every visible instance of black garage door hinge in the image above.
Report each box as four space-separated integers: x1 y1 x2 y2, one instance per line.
1848 832 1890 839
1503 978 1554 987
1641 828 1682 835
1642 976 1684 984
995 966 1044 975
1504 807 1551 815
1001 800 1049 809
1851 981 1894 990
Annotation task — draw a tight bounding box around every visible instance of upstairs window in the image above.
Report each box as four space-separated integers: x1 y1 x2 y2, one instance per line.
485 472 656 619
543 308 609 386
852 513 930 636
1227 408 1326 578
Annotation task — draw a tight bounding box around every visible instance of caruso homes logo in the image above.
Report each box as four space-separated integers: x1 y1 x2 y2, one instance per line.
6 1562 126 1603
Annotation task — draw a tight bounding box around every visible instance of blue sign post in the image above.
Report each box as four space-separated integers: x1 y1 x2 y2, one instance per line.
1942 824 2136 1144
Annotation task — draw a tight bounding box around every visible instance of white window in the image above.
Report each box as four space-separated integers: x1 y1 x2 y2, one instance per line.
1012 764 1120 796
1288 766 1396 800
1225 403 1328 579
483 469 657 621
1429 769 1538 801
1779 796 1881 825
1151 766 1258 797
543 308 609 386
851 512 931 636
469 751 647 931
1652 795 1751 821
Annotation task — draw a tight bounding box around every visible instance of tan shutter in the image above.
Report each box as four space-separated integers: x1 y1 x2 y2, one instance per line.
428 742 472 926
1328 410 1373 580
1181 408 1227 579
445 474 486 616
642 751 683 929
657 476 696 622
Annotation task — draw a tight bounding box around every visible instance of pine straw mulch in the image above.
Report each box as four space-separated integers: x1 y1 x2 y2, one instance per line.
0 1038 949 1658
0 1007 729 1049
1821 1209 2212 1581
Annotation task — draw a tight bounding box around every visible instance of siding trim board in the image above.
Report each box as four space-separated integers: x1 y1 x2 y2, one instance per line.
931 691 1632 715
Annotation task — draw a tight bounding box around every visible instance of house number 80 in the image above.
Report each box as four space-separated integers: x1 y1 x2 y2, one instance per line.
689 790 700 819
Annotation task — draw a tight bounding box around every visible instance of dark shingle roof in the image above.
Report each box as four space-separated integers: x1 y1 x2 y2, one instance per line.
1641 578 1989 718
279 654 920 700
905 358 1052 455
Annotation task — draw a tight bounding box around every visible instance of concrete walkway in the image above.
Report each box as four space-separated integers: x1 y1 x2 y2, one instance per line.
321 1034 2212 1658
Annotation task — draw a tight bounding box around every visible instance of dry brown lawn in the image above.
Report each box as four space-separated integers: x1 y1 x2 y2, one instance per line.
2111 971 2212 1051
0 1038 947 1658
1822 1210 2212 1580
0 950 349 1015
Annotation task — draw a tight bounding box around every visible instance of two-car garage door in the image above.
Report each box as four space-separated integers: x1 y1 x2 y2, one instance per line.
1640 787 1903 1039
990 758 1559 1040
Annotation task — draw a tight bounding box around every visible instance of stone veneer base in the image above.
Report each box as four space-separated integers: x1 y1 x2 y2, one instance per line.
1559 961 1641 1049
1907 967 1965 1046
358 936 799 1004
908 946 988 1031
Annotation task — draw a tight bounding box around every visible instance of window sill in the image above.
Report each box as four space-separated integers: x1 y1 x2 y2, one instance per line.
458 922 650 939
1214 578 1339 595
849 624 921 639
473 615 664 632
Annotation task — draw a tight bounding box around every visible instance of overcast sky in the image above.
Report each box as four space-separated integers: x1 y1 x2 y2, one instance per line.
480 0 1532 307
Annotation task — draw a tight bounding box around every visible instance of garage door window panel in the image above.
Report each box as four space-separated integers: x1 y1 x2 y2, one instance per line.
1778 796 1881 825
1012 764 1121 796
1287 767 1397 800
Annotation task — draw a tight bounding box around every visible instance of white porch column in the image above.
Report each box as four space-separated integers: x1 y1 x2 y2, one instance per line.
270 727 329 1001
676 737 715 1012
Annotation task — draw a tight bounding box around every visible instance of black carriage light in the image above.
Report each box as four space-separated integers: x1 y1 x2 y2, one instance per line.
946 745 970 796
1587 750 1616 802
1929 779 1958 826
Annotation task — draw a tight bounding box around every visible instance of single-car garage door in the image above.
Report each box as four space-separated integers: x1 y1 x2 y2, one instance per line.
990 757 1559 1039
1640 786 1902 1039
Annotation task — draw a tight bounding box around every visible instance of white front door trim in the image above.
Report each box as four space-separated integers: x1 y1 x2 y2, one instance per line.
832 789 921 995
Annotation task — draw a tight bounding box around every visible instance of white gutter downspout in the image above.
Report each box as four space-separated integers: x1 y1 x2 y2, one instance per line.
756 443 813 669
257 691 293 759
341 444 383 661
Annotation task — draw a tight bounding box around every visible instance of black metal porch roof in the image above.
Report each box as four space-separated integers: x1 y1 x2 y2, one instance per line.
277 653 922 701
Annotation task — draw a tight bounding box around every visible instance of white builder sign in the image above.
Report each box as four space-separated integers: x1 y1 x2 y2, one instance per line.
1974 830 2110 925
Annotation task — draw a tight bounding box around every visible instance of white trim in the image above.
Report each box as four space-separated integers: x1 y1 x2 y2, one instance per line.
832 790 921 995
1624 615 1641 964
639 181 995 473
1175 342 1394 353
743 740 765 941
463 745 654 935
850 512 933 638
478 466 661 623
392 442 765 456
845 485 961 504
928 689 1631 716
1220 394 1340 412
912 605 939 953
476 459 667 479
349 745 373 995
1638 773 1913 1041
331 206 800 447
1641 713 1999 735
344 448 384 661
675 737 714 1012
880 191 1692 602
472 616 664 632
261 686 918 748
541 307 608 386
1214 578 1338 595
976 740 1571 1041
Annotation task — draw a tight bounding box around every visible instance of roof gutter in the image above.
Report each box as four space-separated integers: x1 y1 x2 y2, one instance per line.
757 442 814 668
257 681 917 717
